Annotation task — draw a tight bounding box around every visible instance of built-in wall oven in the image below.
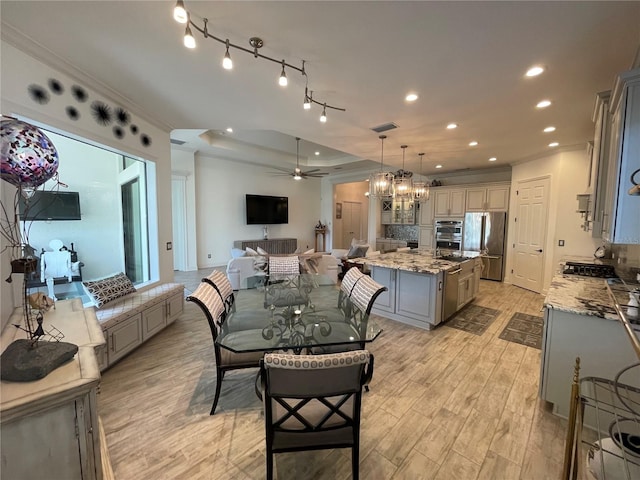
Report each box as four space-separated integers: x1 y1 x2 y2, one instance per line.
435 220 463 251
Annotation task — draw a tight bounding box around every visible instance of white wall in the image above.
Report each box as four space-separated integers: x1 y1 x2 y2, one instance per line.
194 154 322 268
505 147 601 292
1 41 173 329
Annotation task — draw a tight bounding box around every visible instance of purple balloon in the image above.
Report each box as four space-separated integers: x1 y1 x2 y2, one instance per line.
1 118 59 188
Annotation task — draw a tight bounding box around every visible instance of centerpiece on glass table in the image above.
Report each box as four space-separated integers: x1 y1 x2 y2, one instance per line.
0 116 78 382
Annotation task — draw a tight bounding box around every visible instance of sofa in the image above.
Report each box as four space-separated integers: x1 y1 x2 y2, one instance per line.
226 255 266 290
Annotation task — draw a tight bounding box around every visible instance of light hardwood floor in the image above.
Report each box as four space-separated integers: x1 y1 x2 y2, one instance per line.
99 271 576 479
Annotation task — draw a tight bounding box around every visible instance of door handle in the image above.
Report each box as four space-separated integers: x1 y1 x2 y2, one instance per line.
536 249 543 253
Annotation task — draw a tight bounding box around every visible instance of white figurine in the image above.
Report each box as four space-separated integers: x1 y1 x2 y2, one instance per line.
40 239 72 301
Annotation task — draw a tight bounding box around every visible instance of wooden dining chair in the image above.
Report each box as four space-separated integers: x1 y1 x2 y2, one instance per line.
186 281 264 415
260 350 374 480
202 269 235 314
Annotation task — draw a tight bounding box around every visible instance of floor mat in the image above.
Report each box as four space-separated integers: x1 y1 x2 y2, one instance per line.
445 304 501 335
499 312 543 349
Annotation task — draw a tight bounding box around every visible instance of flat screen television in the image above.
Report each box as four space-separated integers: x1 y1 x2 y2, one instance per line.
18 191 82 221
245 194 288 225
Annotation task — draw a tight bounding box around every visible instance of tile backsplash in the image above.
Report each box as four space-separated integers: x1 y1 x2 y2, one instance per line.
609 243 640 280
384 225 419 242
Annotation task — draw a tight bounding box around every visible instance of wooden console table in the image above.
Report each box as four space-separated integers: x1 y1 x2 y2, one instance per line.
1 299 109 479
234 238 297 254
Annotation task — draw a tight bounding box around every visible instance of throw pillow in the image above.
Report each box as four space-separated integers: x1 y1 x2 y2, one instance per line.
245 247 259 256
82 272 136 308
303 248 315 255
347 244 369 259
231 248 246 258
257 246 269 255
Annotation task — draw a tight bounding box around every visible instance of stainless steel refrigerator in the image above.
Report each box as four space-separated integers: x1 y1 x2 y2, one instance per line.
463 211 507 281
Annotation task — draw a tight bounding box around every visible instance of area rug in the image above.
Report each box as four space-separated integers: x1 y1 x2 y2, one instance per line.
499 312 543 349
445 304 501 336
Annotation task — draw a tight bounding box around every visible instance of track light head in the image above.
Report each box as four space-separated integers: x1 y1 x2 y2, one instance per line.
279 60 288 87
174 0 188 23
222 40 233 69
184 22 196 49
320 104 327 123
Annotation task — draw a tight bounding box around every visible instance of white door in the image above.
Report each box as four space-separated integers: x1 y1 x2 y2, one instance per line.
171 176 187 271
341 201 362 247
512 176 550 293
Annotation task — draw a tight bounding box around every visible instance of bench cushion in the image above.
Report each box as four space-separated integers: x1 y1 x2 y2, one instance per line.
95 282 184 330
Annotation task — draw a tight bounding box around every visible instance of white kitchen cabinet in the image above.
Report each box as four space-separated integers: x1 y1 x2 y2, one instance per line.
472 258 481 297
419 226 434 249
540 307 638 423
433 188 465 217
457 269 474 309
108 313 143 364
142 302 165 340
419 198 434 226
390 199 415 224
465 184 510 212
601 68 640 244
587 91 612 238
371 266 444 329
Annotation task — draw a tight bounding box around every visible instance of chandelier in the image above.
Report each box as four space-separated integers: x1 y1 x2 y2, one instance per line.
394 145 414 201
172 1 345 123
412 152 430 202
368 135 394 198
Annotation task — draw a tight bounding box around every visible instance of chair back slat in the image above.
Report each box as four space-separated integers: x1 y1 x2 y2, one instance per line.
268 256 300 275
186 282 226 338
340 267 364 297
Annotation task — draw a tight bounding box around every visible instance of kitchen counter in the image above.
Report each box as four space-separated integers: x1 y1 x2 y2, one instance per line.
544 273 618 320
351 250 481 275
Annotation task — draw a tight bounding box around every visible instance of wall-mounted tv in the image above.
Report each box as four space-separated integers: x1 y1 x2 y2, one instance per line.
18 191 82 221
246 194 288 225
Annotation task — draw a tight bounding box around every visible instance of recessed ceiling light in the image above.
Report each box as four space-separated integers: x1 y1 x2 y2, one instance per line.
446 123 458 130
226 127 233 133
405 93 418 102
315 151 320 156
435 164 443 169
489 157 497 162
469 141 478 146
549 142 559 147
536 100 552 109
543 126 556 133
526 65 545 77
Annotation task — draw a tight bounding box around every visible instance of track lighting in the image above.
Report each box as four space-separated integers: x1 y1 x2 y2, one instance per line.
279 60 288 87
222 39 233 69
183 21 196 49
173 0 188 23
172 1 345 123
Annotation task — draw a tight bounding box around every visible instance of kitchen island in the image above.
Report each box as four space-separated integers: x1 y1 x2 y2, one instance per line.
355 250 482 330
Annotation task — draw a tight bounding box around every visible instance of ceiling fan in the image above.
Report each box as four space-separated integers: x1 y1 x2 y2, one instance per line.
269 137 328 180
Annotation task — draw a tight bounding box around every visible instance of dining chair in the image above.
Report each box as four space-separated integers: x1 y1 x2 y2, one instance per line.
186 281 264 415
202 269 235 314
260 350 374 480
264 256 310 309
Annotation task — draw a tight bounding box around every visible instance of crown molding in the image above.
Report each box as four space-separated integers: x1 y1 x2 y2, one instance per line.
1 21 173 133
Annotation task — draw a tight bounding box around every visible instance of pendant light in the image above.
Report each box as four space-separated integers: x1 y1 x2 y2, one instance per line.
368 135 394 198
413 153 430 202
394 145 414 201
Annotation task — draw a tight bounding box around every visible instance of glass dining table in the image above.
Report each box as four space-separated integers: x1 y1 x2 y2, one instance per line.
217 274 383 354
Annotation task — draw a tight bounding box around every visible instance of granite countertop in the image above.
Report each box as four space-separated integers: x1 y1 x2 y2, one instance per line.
349 250 480 275
545 273 618 320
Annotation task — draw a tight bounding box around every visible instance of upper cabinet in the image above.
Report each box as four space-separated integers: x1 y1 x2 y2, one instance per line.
465 184 510 212
434 188 465 217
380 199 415 224
588 91 612 238
601 68 640 244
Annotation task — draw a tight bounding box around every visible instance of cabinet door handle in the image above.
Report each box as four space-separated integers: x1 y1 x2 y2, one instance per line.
110 333 114 351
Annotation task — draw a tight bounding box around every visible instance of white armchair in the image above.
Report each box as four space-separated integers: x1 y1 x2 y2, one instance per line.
226 256 266 290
